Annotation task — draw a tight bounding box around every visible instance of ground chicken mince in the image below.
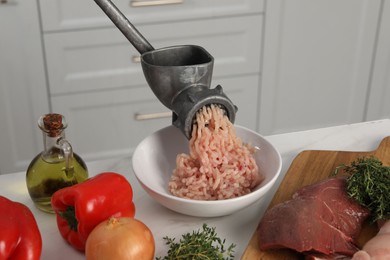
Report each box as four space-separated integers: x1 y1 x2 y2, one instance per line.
168 104 263 200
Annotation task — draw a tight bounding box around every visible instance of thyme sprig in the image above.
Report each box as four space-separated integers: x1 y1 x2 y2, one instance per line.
335 156 390 222
156 223 236 260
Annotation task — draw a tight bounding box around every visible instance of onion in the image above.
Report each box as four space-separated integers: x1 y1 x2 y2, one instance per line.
85 217 155 260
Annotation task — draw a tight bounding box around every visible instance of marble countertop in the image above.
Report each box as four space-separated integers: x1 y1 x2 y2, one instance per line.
1 119 389 259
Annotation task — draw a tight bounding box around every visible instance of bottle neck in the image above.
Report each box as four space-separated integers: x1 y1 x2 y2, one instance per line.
41 131 72 162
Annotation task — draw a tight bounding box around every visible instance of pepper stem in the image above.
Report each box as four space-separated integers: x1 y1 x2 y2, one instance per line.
59 206 78 231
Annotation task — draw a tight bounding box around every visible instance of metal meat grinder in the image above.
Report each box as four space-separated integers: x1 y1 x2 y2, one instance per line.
94 0 238 139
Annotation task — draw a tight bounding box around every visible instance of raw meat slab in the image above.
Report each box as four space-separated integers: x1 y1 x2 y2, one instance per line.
242 136 390 260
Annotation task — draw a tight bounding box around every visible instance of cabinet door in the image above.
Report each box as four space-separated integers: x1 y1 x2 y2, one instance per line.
51 75 258 161
44 15 262 95
258 0 381 135
39 0 264 32
0 0 49 174
366 0 390 120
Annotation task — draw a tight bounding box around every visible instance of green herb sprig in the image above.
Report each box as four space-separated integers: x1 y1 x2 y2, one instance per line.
335 156 390 222
156 223 236 260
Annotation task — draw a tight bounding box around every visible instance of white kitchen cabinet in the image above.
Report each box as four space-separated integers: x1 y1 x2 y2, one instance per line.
258 0 383 135
39 0 264 32
43 15 262 95
0 0 49 174
366 0 390 120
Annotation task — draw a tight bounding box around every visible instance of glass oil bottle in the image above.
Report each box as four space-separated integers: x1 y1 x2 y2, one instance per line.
26 113 89 213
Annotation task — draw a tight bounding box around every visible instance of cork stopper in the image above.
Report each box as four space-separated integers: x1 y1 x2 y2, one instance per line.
39 113 67 137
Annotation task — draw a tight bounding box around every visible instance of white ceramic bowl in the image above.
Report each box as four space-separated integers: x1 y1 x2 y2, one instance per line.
132 125 282 217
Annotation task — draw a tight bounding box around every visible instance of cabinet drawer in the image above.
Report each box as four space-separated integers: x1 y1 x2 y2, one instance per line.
51 75 259 161
51 87 170 161
39 0 264 32
44 15 262 95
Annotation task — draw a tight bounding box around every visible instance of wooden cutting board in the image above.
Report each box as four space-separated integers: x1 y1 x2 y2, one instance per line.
241 136 390 260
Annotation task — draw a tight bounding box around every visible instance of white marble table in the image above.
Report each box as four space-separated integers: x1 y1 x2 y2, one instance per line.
1 119 389 259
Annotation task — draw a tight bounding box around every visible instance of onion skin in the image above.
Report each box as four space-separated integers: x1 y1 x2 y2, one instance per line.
85 217 155 260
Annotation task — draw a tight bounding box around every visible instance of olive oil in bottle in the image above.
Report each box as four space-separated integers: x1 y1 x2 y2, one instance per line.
26 113 89 213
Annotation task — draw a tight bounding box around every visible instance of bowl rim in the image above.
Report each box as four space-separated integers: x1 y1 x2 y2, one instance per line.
132 124 282 205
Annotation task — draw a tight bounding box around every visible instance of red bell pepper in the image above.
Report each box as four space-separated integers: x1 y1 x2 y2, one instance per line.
51 172 135 251
0 196 42 260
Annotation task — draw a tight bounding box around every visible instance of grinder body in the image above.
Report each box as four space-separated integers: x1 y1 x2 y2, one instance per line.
141 45 237 139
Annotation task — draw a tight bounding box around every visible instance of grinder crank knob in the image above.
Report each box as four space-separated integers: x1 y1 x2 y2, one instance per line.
171 84 238 139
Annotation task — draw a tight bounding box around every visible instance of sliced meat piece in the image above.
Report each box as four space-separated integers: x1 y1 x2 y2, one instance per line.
352 220 390 260
258 177 370 256
352 251 371 260
293 178 369 238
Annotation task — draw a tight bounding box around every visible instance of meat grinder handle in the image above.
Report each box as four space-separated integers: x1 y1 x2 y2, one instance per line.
94 0 154 54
